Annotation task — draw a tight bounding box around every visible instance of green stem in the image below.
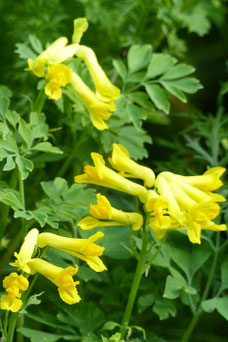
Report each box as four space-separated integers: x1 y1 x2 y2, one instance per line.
6 313 17 342
4 311 9 336
0 168 18 241
32 87 47 114
16 170 26 342
23 247 48 304
0 228 23 275
120 222 150 338
180 233 220 342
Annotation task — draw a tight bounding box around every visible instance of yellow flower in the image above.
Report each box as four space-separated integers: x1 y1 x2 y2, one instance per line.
79 193 143 231
108 144 155 187
10 228 39 273
72 18 120 103
27 37 77 77
45 64 72 100
154 168 227 244
146 190 171 237
37 231 107 272
74 45 120 103
27 259 81 305
75 153 148 203
70 72 114 130
0 273 29 312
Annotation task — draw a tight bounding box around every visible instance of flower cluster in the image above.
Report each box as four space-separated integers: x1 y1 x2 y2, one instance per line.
0 273 29 312
75 143 227 244
27 18 120 130
1 228 106 311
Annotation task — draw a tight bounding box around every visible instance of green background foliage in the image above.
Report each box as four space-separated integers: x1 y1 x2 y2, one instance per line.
0 0 228 341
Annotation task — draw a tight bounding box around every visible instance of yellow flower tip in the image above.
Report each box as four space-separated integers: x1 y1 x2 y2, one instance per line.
56 266 81 305
72 17 89 44
110 143 155 187
90 194 112 219
0 294 23 312
3 273 29 292
77 216 103 230
131 214 143 231
26 58 46 77
85 256 107 272
203 167 226 190
10 228 39 273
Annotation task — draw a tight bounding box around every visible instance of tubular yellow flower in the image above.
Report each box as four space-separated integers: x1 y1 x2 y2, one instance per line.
108 144 155 187
45 64 72 100
10 228 39 273
74 45 120 102
70 72 114 130
27 37 77 77
0 273 29 312
37 231 107 272
75 153 148 203
27 259 81 304
154 168 227 244
87 193 143 231
161 167 226 191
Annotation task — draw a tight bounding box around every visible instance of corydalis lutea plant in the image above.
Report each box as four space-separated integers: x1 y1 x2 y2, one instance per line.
75 143 227 337
26 18 120 130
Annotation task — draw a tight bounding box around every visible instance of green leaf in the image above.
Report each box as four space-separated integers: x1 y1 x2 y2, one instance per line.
0 96 10 120
0 85 12 98
17 328 62 342
164 269 196 299
32 142 63 154
18 118 33 147
30 112 49 139
27 209 48 227
160 80 187 103
146 54 177 79
15 156 34 180
201 297 228 320
117 126 152 160
113 59 127 80
102 321 120 331
21 292 43 313
57 303 105 334
170 77 203 94
3 156 16 171
6 110 20 128
127 92 152 108
125 72 146 83
153 298 177 320
127 103 146 129
0 122 11 140
181 7 211 36
28 35 43 54
167 233 212 279
145 84 170 113
221 256 228 289
0 188 24 210
161 64 195 80
15 42 37 60
127 45 152 74
138 293 155 313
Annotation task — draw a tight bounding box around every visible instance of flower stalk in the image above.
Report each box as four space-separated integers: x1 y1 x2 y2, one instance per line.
120 215 150 338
